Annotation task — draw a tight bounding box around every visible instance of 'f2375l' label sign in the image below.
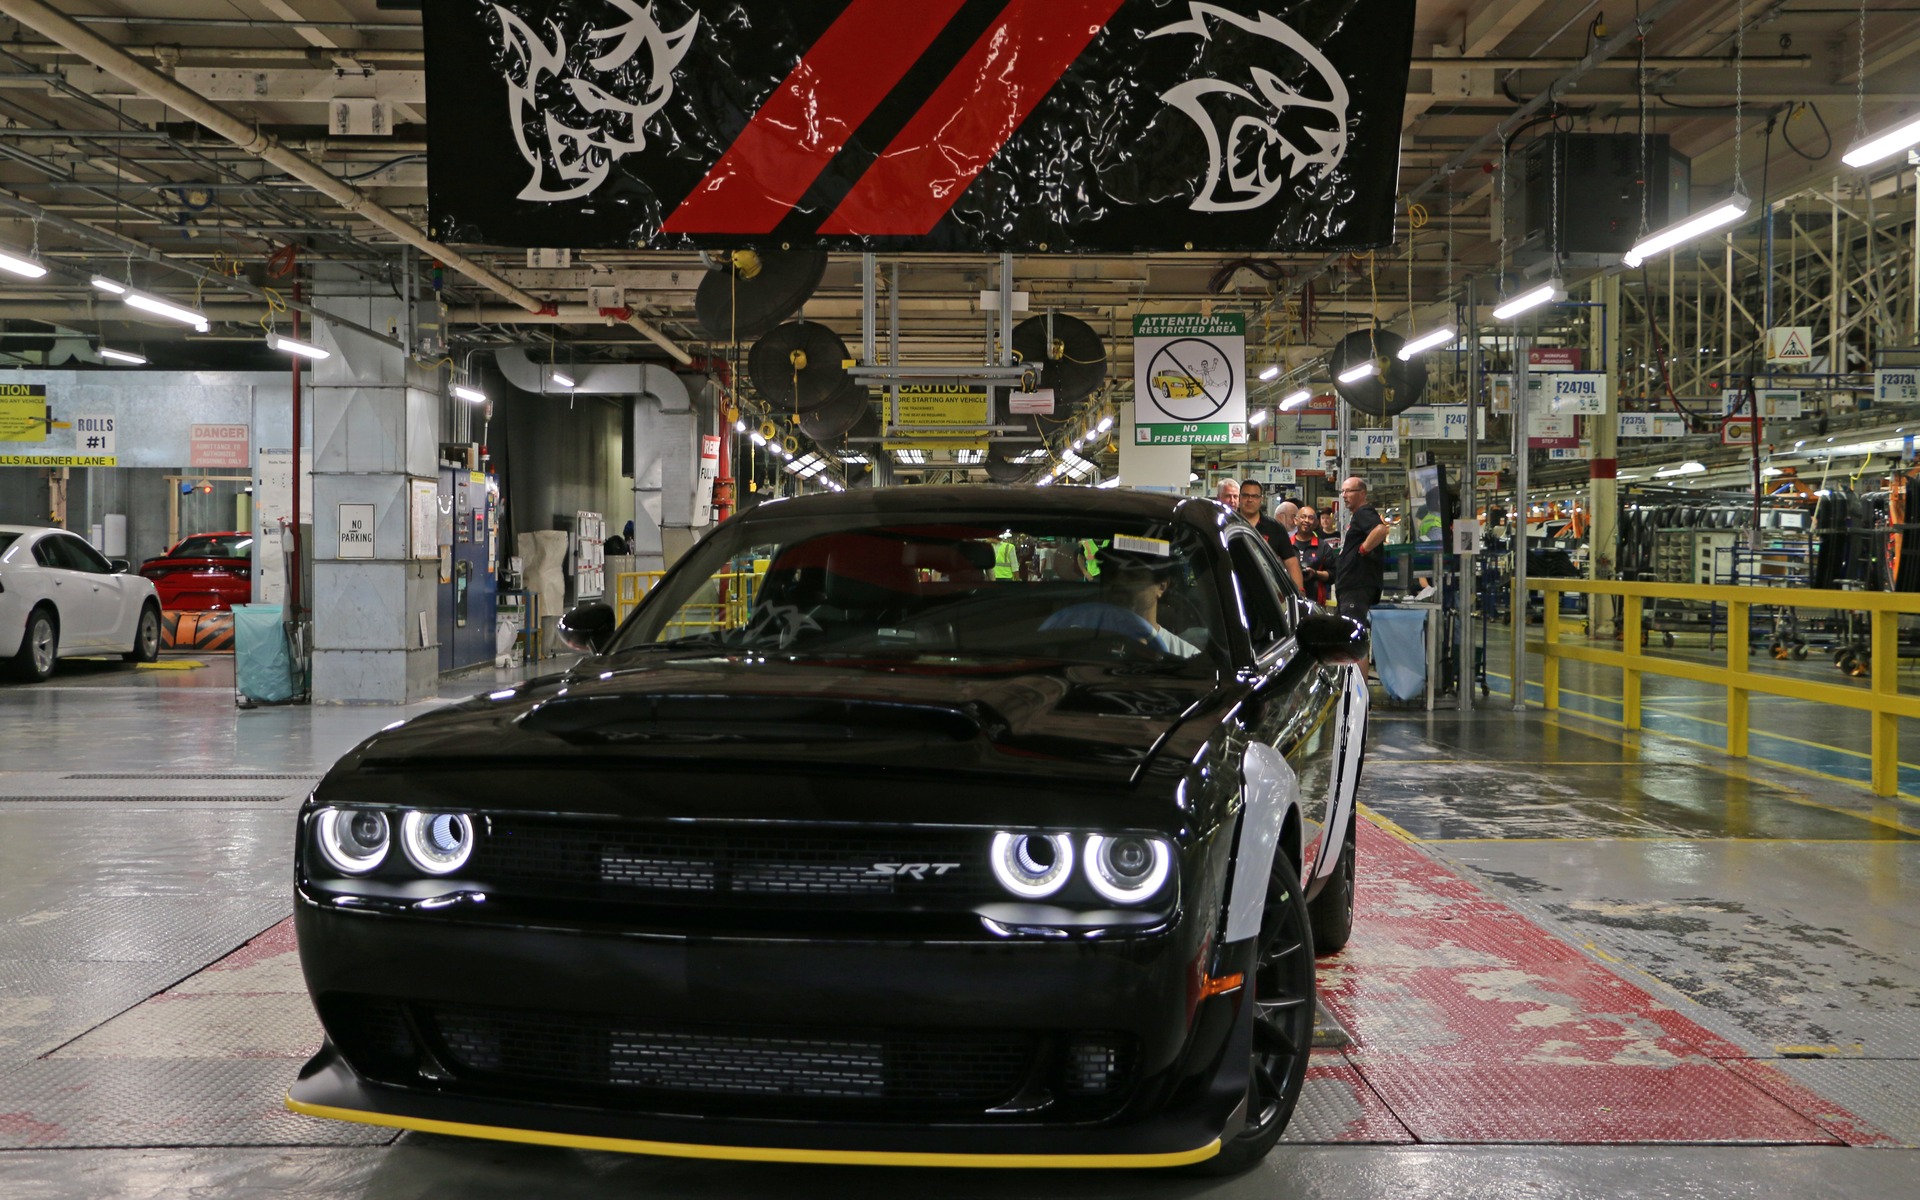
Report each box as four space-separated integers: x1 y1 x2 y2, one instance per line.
422 0 1416 251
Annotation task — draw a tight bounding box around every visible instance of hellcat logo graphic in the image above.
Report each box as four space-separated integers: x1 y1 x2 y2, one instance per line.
492 0 699 202
1147 3 1351 213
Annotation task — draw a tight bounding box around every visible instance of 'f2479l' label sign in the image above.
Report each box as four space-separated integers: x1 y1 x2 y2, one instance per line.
422 0 1417 251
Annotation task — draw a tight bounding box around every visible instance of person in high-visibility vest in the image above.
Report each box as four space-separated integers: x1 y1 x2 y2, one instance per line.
991 538 1019 580
1080 538 1104 578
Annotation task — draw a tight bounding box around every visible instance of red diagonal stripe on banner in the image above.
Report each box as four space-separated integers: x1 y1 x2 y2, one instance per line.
661 0 967 234
818 0 1121 236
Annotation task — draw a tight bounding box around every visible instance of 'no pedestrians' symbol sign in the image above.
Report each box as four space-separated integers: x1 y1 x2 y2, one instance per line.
1133 314 1247 445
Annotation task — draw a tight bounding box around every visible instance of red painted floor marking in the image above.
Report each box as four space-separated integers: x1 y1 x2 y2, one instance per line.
1316 821 1887 1144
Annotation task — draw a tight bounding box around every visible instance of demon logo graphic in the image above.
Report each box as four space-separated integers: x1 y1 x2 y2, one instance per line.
492 0 698 202
1148 3 1351 213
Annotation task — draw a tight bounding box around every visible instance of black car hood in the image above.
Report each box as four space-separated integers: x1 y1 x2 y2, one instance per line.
342 654 1227 787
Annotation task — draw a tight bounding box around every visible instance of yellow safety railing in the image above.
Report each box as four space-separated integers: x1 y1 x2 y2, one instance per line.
613 568 765 633
1531 579 1920 796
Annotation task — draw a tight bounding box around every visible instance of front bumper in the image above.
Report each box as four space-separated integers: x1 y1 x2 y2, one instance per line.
288 894 1252 1166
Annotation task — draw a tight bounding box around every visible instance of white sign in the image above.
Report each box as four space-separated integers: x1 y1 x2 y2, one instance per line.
693 435 720 526
1545 372 1609 415
1396 405 1482 441
1008 387 1055 415
1132 313 1247 444
1273 444 1320 472
1618 412 1688 438
1322 429 1401 460
73 414 115 455
1452 518 1483 555
338 503 375 559
1766 326 1814 363
1758 390 1803 419
1877 369 1920 406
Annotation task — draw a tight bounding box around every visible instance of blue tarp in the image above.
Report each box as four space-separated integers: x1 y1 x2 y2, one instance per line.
233 604 296 704
1369 606 1428 703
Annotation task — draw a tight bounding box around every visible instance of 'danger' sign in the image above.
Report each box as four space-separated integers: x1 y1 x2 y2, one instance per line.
422 0 1417 252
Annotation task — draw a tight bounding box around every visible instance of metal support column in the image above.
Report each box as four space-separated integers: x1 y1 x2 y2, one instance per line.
996 253 1014 430
1511 333 1530 712
1458 276 1478 713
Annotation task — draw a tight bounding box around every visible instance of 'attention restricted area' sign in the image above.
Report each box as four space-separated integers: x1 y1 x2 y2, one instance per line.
1133 314 1247 445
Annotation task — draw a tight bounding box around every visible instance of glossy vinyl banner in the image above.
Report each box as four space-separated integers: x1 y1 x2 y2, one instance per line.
423 0 1415 253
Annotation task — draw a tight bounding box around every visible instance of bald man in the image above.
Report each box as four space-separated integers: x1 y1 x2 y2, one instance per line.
1334 476 1391 625
1274 500 1299 530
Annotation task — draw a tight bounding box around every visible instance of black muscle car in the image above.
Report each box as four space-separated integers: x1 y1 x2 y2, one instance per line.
287 485 1369 1171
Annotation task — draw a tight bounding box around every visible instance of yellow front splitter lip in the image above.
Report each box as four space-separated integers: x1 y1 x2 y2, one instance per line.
286 1095 1220 1169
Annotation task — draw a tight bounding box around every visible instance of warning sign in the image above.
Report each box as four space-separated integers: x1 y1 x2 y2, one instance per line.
1765 326 1814 364
1133 313 1247 445
0 383 48 443
1721 416 1758 447
890 384 989 449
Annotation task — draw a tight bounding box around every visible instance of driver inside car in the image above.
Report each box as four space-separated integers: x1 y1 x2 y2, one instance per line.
1039 553 1201 658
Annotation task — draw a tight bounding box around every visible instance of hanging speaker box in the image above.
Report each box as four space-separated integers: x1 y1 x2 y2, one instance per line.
748 321 853 415
1011 314 1107 406
1327 328 1428 417
695 251 829 342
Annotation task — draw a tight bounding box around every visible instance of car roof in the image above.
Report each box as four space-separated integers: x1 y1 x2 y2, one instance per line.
0 525 60 537
728 485 1219 528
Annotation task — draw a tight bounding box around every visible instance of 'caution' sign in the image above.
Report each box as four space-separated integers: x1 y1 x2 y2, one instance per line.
1765 326 1813 363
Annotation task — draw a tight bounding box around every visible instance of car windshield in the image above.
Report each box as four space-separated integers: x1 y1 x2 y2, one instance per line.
610 513 1230 672
174 535 252 560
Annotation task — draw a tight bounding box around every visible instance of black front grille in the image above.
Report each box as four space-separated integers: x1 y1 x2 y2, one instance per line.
322 996 1132 1118
473 819 987 905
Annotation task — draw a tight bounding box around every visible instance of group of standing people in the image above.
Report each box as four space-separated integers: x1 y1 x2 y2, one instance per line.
1215 475 1388 626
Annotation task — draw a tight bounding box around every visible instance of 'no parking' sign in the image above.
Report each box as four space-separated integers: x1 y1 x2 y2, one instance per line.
1133 314 1247 445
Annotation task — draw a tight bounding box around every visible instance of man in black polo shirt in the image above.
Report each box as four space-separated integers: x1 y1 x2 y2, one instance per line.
1239 478 1303 592
1334 476 1391 625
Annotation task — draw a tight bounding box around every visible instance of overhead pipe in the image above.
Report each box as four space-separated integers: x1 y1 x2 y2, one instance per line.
0 0 692 365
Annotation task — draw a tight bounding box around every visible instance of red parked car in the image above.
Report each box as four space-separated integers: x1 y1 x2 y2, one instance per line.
139 532 253 611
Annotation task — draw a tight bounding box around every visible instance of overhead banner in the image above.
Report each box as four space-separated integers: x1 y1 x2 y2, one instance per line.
422 0 1417 251
1133 313 1247 444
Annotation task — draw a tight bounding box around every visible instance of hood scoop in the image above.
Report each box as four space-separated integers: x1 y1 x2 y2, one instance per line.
517 693 983 747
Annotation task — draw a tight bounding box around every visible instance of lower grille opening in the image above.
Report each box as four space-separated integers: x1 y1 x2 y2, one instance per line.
324 995 1132 1119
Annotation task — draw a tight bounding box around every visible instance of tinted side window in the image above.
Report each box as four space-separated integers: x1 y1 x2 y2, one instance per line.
1227 535 1290 652
51 535 110 574
32 539 59 568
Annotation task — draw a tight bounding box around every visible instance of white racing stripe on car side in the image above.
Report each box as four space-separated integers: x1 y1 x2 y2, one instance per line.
1310 664 1368 883
1225 740 1297 944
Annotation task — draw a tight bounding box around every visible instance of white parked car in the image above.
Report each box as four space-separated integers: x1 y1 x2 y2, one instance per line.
0 525 162 682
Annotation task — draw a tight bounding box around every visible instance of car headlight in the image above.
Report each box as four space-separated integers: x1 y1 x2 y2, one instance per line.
315 807 390 875
400 811 476 875
1084 834 1172 905
990 831 1074 898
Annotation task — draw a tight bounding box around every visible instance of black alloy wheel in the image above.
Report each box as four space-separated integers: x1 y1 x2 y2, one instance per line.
124 603 161 663
1307 826 1355 955
1196 853 1316 1174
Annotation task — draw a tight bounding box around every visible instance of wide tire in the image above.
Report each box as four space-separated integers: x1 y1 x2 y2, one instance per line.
9 607 57 682
1193 853 1315 1175
1306 824 1356 955
123 603 161 663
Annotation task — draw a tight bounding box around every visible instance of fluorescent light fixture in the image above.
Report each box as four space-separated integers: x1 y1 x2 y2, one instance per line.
550 371 575 388
1249 409 1268 426
1036 474 1054 487
1624 194 1749 267
1653 460 1707 478
123 291 209 331
267 331 330 360
1492 281 1564 320
453 384 487 404
750 432 767 447
1258 364 1280 381
0 246 46 279
1397 325 1456 360
733 419 746 432
1279 389 1311 410
1337 360 1376 384
1095 415 1114 434
90 275 128 295
1842 114 1920 168
1760 466 1783 478
97 346 146 365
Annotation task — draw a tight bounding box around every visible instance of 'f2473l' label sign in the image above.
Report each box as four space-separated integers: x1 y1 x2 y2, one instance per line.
422 0 1417 251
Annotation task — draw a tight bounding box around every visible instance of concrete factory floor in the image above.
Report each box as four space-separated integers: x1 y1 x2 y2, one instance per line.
0 651 1917 1198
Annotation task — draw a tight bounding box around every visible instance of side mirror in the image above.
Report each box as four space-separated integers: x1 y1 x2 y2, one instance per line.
108 558 130 574
556 601 617 655
1298 611 1368 666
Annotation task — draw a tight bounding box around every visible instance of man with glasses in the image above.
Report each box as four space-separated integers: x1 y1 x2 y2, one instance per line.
1238 479 1303 592
1334 477 1391 625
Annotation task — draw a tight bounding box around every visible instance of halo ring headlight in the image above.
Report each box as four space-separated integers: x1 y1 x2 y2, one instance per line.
400 811 476 875
315 807 389 875
1084 834 1173 905
990 831 1074 899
